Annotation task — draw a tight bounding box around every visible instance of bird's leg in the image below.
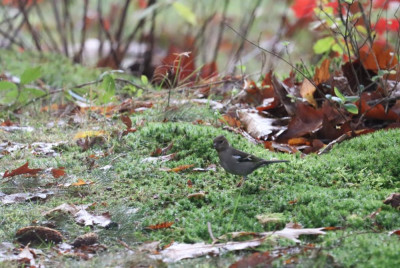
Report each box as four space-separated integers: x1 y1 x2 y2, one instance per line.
236 176 246 187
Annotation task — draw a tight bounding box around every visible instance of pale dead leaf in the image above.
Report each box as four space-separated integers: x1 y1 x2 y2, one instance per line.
44 203 111 228
238 109 286 140
151 239 264 263
17 245 35 266
151 225 327 262
256 213 285 224
141 153 177 163
0 191 54 205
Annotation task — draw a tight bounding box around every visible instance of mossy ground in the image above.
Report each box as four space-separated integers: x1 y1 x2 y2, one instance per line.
1 50 400 267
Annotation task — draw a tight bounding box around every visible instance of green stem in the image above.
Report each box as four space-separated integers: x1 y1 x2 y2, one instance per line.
227 188 243 231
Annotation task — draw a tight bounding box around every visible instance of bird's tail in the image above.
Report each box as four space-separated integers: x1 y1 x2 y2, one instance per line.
261 160 289 166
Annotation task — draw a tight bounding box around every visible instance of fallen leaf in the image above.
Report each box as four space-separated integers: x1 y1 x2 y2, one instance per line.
288 137 311 146
3 161 42 178
74 211 111 228
51 167 66 178
16 245 36 266
151 142 174 156
120 115 132 129
187 192 205 199
238 109 286 140
383 193 400 209
256 213 286 224
220 114 241 128
278 102 324 141
389 230 400 236
73 130 106 140
141 153 177 163
314 58 331 85
300 78 317 108
16 226 63 244
145 222 174 230
150 240 264 263
192 164 217 172
0 190 54 205
230 251 275 268
44 203 112 228
187 179 193 188
162 164 194 172
70 178 94 187
150 225 327 262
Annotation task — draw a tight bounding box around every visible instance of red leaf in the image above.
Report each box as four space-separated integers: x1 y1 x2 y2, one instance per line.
120 115 132 129
3 162 42 178
278 103 324 141
291 0 316 19
51 167 66 178
374 18 400 34
153 46 196 85
200 62 218 79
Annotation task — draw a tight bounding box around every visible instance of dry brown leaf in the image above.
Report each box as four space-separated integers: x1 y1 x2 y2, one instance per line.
220 114 241 128
145 222 174 230
51 167 66 178
163 164 194 173
16 226 64 244
3 161 42 178
314 58 331 85
70 178 94 187
230 251 275 268
383 193 400 209
300 78 317 108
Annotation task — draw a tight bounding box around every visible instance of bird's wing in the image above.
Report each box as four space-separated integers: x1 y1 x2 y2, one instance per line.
230 148 262 163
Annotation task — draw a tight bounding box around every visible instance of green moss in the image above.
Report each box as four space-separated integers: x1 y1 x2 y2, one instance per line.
1 113 400 266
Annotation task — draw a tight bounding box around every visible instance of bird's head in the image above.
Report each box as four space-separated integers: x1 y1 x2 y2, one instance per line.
213 135 229 152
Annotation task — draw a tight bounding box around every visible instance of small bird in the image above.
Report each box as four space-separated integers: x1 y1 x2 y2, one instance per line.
213 135 288 185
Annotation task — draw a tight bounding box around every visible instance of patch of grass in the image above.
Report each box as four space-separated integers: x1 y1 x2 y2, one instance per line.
1 113 400 266
0 49 100 88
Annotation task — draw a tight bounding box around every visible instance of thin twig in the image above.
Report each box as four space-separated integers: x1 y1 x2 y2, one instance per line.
76 0 89 63
115 0 131 52
207 222 218 244
51 0 68 57
18 0 42 51
34 0 60 52
212 0 229 64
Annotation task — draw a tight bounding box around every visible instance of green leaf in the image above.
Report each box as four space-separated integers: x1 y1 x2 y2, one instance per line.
0 87 18 105
332 43 343 54
101 75 116 103
331 96 343 104
141 75 149 85
344 103 359 114
334 87 346 102
0 81 17 91
313 36 334 54
172 2 197 26
237 65 246 73
24 87 46 98
20 66 42 85
344 96 360 103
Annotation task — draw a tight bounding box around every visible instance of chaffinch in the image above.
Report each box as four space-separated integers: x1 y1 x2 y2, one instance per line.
213 135 288 185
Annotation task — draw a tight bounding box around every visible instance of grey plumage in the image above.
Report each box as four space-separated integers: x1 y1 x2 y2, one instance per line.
213 135 288 179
